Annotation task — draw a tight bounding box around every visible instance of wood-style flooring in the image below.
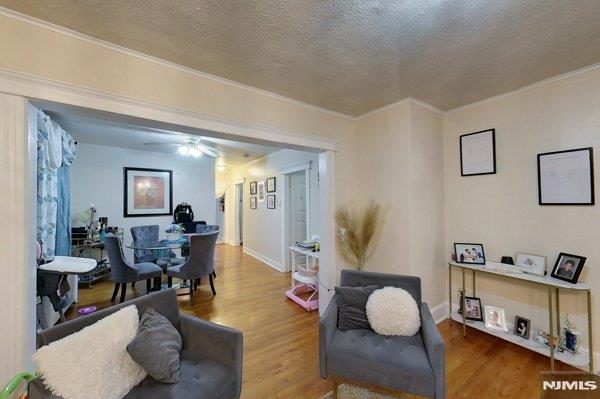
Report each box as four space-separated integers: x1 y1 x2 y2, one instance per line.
67 244 576 399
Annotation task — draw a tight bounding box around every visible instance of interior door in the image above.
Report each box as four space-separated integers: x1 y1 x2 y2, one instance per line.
237 183 243 245
290 171 307 266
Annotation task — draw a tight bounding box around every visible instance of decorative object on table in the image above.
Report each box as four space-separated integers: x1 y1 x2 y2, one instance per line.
249 181 257 195
513 315 531 339
550 252 586 284
484 305 507 332
536 330 563 352
454 243 485 264
537 147 594 205
459 128 496 176
366 287 421 336
257 181 266 202
123 167 173 217
335 200 386 270
99 216 108 231
500 256 514 265
77 306 97 316
88 203 98 232
516 252 547 276
267 194 276 209
165 223 185 241
461 296 484 321
173 202 194 223
266 176 276 192
250 196 257 209
451 250 457 262
561 314 580 354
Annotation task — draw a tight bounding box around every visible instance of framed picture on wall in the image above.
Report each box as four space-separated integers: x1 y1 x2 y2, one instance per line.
250 181 257 195
250 197 257 209
537 147 594 205
267 195 276 209
459 128 496 176
123 167 173 217
267 176 276 192
257 181 266 202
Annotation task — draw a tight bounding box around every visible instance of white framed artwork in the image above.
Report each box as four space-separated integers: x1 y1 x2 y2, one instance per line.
537 147 594 205
460 129 496 176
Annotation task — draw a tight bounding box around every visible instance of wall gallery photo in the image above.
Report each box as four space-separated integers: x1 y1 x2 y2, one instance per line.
537 147 594 205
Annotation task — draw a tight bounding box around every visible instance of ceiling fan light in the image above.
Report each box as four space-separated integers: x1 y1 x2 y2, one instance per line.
177 145 190 156
189 147 202 157
216 164 227 172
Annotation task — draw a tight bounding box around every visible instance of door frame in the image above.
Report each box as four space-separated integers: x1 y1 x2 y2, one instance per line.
279 162 311 272
233 180 244 247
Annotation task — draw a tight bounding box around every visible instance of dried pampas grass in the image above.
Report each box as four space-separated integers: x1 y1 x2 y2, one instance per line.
335 200 385 270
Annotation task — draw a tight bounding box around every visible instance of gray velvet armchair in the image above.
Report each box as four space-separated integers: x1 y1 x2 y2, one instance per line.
29 289 243 399
320 270 445 398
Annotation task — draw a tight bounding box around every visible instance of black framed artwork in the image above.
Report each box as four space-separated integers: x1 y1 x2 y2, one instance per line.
250 181 257 195
267 195 276 209
454 243 485 265
267 176 276 193
460 129 496 176
537 147 594 205
458 295 484 322
123 167 173 217
550 252 586 284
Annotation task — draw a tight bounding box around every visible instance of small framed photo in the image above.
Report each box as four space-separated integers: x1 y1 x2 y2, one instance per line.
462 296 484 321
257 181 266 202
537 147 594 205
266 176 276 193
250 197 257 209
513 316 531 339
515 253 547 276
484 305 507 332
250 181 257 195
460 129 496 176
267 195 276 209
454 243 485 265
550 253 586 284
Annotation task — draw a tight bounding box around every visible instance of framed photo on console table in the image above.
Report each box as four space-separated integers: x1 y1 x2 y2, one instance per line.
123 167 173 217
537 147 594 205
550 253 586 284
459 129 496 176
484 305 507 332
454 243 485 265
515 252 547 276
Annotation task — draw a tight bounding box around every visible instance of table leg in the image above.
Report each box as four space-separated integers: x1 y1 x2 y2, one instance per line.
472 270 476 296
549 287 555 371
587 290 594 373
555 288 561 346
448 264 452 325
462 268 466 337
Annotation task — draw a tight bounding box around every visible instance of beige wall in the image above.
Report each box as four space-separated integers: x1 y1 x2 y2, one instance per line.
356 101 445 307
444 67 600 360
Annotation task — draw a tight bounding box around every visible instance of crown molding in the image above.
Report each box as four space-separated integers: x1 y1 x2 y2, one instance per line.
355 97 444 120
0 6 354 121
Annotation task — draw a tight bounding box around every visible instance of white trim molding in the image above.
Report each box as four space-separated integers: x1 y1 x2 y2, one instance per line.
430 301 449 325
279 161 312 175
243 247 286 273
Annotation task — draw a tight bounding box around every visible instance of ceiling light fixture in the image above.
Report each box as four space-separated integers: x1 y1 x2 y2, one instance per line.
177 145 190 156
189 146 202 158
216 164 227 172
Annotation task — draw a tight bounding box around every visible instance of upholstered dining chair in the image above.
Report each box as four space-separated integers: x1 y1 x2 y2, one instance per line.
195 224 219 279
105 234 163 303
130 225 160 264
166 231 218 305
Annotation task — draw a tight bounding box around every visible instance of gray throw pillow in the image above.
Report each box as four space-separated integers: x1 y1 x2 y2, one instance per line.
126 307 182 383
335 285 378 330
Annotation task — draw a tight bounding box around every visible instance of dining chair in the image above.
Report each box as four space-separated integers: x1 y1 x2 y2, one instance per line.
131 225 184 279
166 231 219 305
105 234 163 303
195 224 219 279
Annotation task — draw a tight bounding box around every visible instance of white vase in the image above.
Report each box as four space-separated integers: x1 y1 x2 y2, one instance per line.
166 232 180 241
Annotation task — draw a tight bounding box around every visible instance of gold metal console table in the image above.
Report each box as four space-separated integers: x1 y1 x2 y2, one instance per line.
448 261 593 372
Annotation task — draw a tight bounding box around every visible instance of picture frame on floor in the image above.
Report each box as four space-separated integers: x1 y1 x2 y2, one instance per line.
537 147 594 205
513 315 531 339
454 243 485 265
515 253 546 276
267 194 276 209
250 181 257 195
266 176 276 192
550 252 586 284
459 128 496 176
250 196 257 209
484 305 507 332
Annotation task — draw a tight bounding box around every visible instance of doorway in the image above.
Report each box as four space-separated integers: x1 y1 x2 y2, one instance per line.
288 170 308 267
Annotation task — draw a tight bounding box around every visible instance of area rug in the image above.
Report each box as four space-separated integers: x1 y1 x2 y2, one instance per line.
319 383 401 399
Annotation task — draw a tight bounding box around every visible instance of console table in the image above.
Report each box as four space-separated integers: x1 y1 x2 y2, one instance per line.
448 261 593 372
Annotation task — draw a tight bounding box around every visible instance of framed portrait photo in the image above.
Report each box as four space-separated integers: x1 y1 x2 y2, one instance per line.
514 316 531 340
250 196 257 209
266 176 276 193
550 253 586 284
267 194 276 209
484 305 507 332
454 243 485 265
257 181 266 202
250 181 257 195
460 129 496 176
462 296 484 321
537 147 594 205
515 253 547 276
123 167 172 217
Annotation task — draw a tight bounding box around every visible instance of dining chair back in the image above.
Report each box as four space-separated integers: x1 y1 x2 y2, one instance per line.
130 225 159 263
195 224 220 234
181 231 219 278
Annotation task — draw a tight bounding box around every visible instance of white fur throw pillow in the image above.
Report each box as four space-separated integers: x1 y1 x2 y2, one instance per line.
33 305 147 399
366 287 421 336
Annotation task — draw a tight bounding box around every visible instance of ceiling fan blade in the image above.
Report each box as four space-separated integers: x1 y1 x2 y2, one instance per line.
199 146 221 159
142 142 181 145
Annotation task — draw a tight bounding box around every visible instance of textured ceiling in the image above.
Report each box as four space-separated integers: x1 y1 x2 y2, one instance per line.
3 1 600 115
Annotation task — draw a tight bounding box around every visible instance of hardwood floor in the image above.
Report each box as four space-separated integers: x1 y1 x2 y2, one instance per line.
68 244 576 399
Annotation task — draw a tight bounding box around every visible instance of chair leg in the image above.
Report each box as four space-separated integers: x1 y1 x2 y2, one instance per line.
131 282 136 289
167 276 173 288
332 381 338 399
212 270 216 279
189 284 194 306
111 283 120 302
119 283 127 303
209 273 216 296
146 279 151 294
153 276 161 291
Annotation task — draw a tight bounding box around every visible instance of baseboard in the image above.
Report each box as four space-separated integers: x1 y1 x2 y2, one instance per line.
430 301 449 325
243 247 286 272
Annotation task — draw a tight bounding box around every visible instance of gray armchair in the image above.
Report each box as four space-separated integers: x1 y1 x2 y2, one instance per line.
320 270 445 398
166 231 218 305
106 234 163 303
28 289 243 399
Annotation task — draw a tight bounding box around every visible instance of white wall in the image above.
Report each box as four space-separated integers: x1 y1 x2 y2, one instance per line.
224 149 320 271
444 66 600 362
71 143 215 260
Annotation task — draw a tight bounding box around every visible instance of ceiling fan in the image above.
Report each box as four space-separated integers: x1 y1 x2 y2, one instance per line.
142 137 221 159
